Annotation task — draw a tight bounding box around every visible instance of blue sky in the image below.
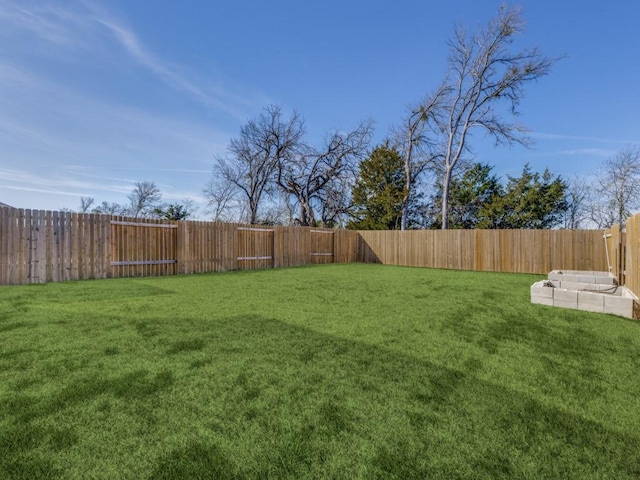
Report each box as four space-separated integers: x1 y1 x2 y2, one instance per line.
1 0 639 216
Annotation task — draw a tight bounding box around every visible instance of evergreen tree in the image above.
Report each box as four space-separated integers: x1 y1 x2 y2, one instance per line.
487 163 567 229
153 203 193 221
348 143 412 230
429 163 503 229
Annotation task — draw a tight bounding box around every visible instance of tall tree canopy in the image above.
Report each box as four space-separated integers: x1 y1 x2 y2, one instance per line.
276 121 372 227
126 181 162 218
214 105 305 224
208 105 371 226
415 5 557 229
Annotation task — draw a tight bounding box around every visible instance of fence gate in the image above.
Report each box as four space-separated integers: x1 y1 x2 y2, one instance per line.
237 226 274 270
310 229 334 264
110 220 178 277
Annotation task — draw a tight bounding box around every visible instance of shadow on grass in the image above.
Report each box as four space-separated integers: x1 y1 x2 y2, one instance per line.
2 313 639 479
159 315 640 479
2 369 174 423
149 442 239 480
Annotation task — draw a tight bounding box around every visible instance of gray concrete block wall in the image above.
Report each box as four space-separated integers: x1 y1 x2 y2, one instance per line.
548 270 617 286
530 277 638 320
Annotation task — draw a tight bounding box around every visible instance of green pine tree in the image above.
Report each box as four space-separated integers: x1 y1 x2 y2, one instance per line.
348 143 409 230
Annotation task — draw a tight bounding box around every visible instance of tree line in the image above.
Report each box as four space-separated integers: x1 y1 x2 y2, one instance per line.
346 145 640 230
77 181 194 221
202 5 573 230
74 5 640 229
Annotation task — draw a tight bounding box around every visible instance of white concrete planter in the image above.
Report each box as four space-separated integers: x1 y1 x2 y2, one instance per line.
531 274 638 319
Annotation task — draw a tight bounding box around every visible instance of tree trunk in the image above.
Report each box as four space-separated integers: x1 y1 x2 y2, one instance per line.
401 144 413 231
299 200 315 227
441 168 452 229
249 199 258 224
400 193 409 231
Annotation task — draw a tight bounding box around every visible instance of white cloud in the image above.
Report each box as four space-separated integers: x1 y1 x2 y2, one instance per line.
0 0 269 119
531 131 640 146
0 1 265 213
0 63 228 210
0 1 90 46
557 148 617 157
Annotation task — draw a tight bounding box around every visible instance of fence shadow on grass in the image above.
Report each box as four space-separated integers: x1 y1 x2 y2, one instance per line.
157 315 639 479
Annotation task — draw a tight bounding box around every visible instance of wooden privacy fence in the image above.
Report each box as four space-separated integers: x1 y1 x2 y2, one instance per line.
110 218 178 277
0 209 110 284
604 224 624 284
0 208 359 285
356 229 609 274
624 215 640 298
606 213 640 299
0 206 625 286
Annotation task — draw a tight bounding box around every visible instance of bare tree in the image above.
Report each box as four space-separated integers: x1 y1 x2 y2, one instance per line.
276 121 372 226
420 5 557 229
589 147 640 228
79 196 95 213
203 175 239 222
320 175 354 227
216 105 305 224
562 174 591 229
395 93 448 230
126 181 162 218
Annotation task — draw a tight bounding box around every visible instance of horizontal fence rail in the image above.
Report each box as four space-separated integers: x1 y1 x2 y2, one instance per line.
0 206 632 288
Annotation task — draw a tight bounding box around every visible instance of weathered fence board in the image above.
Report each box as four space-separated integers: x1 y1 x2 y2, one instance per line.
0 209 112 284
237 226 274 270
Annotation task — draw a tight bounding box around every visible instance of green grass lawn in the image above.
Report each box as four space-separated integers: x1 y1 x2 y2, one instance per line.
1 263 639 479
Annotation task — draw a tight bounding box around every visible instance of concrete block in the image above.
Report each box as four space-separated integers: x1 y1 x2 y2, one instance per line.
596 275 617 285
604 296 633 318
531 295 554 306
553 289 578 303
579 302 605 314
554 299 578 309
578 275 596 284
531 284 553 299
577 291 604 313
558 281 585 291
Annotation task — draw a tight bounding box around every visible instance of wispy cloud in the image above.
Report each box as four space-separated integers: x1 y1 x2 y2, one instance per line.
556 148 617 157
93 15 257 118
0 1 91 46
0 0 265 212
0 62 226 210
0 0 268 119
531 131 640 145
0 167 133 197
